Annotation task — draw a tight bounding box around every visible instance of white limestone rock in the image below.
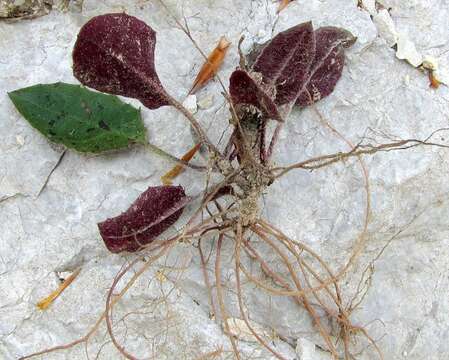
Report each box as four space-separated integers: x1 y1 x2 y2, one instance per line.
182 94 198 114
197 94 214 109
1 1 449 360
396 32 423 67
373 8 399 47
360 0 377 16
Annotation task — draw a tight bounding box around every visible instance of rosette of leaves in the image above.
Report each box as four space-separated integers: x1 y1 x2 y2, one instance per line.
8 13 355 253
230 23 356 121
228 23 356 166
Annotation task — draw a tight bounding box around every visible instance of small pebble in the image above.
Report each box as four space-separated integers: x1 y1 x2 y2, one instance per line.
16 135 25 146
373 9 399 47
182 94 197 114
197 94 214 109
396 33 423 68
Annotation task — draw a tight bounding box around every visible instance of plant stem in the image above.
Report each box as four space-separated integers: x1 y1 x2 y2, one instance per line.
167 95 223 158
144 142 206 171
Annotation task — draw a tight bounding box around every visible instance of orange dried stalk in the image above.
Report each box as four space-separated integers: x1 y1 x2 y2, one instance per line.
277 0 293 13
189 36 231 95
37 268 81 310
429 71 441 89
161 143 201 185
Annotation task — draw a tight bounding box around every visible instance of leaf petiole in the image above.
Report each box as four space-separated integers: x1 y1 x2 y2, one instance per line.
144 142 205 172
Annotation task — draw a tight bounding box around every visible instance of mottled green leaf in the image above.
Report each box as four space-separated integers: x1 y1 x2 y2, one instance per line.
8 82 147 153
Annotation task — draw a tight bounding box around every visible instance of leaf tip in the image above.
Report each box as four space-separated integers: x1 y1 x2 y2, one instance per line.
7 89 18 100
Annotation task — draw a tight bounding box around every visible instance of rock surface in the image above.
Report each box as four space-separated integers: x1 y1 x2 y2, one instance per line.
1 1 449 359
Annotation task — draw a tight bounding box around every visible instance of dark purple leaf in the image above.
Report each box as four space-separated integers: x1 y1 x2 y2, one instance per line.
73 13 169 110
98 185 188 253
296 27 356 106
252 22 316 105
241 24 356 114
229 70 282 121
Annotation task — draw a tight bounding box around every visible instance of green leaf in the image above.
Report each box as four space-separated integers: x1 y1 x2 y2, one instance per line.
8 82 147 153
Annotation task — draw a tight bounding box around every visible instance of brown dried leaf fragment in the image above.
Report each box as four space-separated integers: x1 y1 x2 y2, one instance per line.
36 268 81 310
189 36 231 95
429 71 441 89
277 0 293 13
